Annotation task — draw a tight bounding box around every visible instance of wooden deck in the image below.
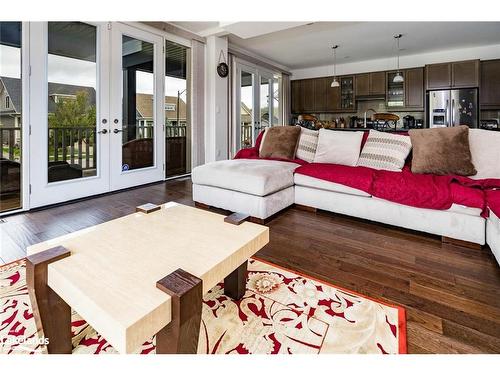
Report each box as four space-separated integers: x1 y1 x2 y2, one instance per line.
1 177 499 353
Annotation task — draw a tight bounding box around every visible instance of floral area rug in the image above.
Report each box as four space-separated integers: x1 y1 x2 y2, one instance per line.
0 258 406 354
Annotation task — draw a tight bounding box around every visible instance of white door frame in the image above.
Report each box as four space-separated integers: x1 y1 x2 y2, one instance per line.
28 21 111 208
109 23 165 191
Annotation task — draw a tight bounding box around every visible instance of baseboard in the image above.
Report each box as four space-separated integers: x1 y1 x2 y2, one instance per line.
442 236 483 250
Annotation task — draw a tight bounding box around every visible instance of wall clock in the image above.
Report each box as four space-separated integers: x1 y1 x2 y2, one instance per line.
217 50 229 78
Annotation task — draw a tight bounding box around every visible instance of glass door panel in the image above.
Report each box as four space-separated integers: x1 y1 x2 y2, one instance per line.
272 77 280 126
121 35 154 172
239 69 254 149
259 75 272 136
0 22 22 213
47 22 98 182
109 23 164 191
165 40 190 178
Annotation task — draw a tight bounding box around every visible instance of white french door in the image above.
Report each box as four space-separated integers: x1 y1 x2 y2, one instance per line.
109 23 164 191
29 22 111 208
29 22 165 208
233 61 281 152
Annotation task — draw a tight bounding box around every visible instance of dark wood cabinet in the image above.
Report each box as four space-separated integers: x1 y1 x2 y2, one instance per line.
370 71 386 95
426 60 479 89
452 60 480 88
355 73 370 96
356 72 385 96
426 62 452 89
313 77 328 112
291 80 302 113
301 79 315 112
405 67 424 109
480 59 500 109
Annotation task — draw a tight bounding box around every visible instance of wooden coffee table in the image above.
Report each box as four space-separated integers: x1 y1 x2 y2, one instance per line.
26 202 269 354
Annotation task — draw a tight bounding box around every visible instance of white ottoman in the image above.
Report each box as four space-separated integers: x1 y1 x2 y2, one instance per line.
487 211 500 266
192 159 300 222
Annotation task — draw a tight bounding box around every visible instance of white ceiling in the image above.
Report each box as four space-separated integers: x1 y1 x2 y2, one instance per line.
172 21 500 69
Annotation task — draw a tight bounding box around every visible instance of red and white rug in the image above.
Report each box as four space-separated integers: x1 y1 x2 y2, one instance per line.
0 258 406 354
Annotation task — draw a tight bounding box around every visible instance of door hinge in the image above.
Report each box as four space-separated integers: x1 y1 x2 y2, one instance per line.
163 163 165 171
107 22 112 30
29 65 32 76
29 125 32 135
29 184 31 194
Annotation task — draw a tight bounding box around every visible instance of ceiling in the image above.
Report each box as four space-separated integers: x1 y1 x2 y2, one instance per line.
172 22 500 69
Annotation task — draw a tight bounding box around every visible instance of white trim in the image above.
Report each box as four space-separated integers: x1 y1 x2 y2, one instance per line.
21 21 30 212
123 22 192 49
228 43 291 73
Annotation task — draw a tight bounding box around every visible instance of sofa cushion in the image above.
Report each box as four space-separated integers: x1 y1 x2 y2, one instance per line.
357 130 412 171
409 125 476 176
294 173 371 197
294 163 375 194
259 126 301 160
295 127 319 163
192 159 300 197
313 129 364 166
468 129 500 180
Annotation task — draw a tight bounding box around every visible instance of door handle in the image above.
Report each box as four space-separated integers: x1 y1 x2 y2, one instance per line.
451 99 455 127
445 99 449 126
97 129 108 134
113 129 123 134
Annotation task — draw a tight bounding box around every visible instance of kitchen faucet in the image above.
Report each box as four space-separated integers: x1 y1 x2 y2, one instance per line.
364 109 377 128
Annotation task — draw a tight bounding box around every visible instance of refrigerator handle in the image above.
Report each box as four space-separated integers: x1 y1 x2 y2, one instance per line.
451 98 455 127
445 99 449 126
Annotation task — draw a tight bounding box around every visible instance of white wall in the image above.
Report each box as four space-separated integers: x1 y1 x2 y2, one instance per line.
291 43 500 80
205 35 229 162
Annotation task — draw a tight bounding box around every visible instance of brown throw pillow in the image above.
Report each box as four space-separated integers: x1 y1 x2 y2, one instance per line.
409 125 477 176
259 126 301 160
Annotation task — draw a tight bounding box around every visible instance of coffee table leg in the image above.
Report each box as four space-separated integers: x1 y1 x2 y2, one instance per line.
224 261 248 300
156 269 202 354
26 246 72 354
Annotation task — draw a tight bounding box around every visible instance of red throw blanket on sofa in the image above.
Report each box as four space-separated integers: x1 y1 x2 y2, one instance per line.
234 129 500 217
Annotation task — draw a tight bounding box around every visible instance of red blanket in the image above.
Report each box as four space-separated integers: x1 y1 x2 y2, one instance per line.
234 129 500 217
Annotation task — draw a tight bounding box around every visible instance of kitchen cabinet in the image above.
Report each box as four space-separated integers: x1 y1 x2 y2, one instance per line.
426 60 479 90
355 72 385 96
370 71 386 95
291 80 302 113
355 73 370 96
405 67 424 109
452 60 480 88
301 79 315 112
340 76 355 111
313 77 328 112
386 71 405 108
480 59 500 109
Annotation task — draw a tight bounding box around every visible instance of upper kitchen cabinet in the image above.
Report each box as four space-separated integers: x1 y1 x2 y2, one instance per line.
452 60 480 88
355 73 370 96
405 67 424 109
340 76 355 111
355 72 385 97
426 60 479 90
313 77 340 112
291 80 303 113
370 71 386 95
480 59 500 109
301 79 315 112
387 71 405 108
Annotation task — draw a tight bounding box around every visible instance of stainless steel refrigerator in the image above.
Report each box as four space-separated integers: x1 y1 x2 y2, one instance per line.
428 88 478 128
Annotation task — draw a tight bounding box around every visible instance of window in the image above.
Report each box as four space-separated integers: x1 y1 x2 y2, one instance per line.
5 95 10 108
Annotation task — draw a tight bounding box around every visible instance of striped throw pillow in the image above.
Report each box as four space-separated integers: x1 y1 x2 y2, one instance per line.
295 126 319 163
357 130 412 171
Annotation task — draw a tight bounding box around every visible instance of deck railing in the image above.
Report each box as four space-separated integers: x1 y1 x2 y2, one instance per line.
241 123 253 148
1 124 188 170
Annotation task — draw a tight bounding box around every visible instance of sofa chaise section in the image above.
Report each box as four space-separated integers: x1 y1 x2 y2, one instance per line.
192 159 301 222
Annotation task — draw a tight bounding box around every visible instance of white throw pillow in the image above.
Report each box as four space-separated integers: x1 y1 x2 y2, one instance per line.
313 129 364 166
357 130 412 171
468 129 500 179
295 126 319 163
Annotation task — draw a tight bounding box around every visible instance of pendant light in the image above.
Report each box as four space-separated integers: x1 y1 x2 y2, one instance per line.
331 45 340 88
393 34 404 83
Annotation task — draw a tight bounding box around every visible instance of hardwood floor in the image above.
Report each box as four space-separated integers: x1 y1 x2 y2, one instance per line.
1 177 499 353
